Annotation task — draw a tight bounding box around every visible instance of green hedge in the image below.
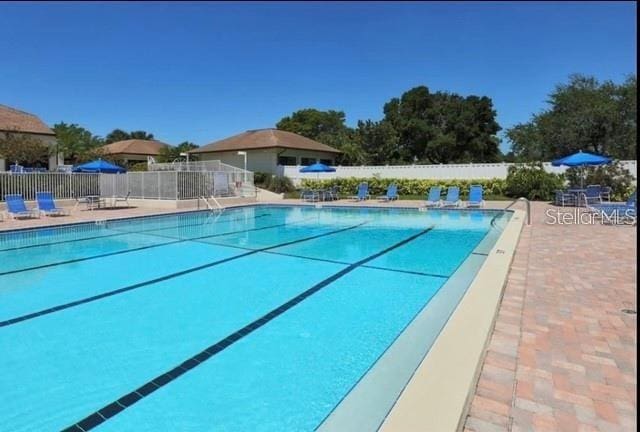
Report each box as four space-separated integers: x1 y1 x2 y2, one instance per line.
300 177 507 198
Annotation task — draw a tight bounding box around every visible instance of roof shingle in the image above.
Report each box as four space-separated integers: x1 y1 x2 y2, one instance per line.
190 129 341 154
0 104 55 135
101 139 169 156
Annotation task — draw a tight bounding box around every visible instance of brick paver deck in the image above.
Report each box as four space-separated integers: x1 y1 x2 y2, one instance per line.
465 202 637 432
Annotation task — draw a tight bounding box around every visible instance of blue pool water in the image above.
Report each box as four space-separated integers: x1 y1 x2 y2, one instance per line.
0 205 509 431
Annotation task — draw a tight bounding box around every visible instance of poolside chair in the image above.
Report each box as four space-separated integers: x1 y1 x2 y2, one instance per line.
378 184 398 202
300 189 319 202
441 186 461 208
424 186 442 208
600 186 612 202
4 194 40 219
36 191 69 217
350 183 369 201
113 191 131 208
587 190 637 221
326 185 340 201
466 185 484 208
554 189 576 207
581 185 602 206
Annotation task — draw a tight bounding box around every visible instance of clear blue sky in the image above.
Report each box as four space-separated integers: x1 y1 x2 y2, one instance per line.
0 1 636 151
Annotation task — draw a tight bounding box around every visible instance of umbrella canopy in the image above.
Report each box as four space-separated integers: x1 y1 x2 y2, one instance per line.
72 159 126 173
299 162 336 173
551 150 611 167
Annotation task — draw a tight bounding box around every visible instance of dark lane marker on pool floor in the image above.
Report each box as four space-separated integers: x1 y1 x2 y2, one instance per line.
0 214 286 277
0 222 367 328
0 211 270 253
62 225 435 432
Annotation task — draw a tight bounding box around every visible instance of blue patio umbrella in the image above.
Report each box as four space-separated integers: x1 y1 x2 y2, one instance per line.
300 162 336 179
299 162 336 173
552 150 611 188
72 159 126 173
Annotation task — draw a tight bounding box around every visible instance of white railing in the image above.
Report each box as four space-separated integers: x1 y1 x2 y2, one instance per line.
1 171 255 202
0 172 100 201
279 160 638 185
99 171 256 200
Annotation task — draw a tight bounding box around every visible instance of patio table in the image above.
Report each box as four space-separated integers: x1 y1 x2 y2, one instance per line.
567 188 586 206
84 195 104 210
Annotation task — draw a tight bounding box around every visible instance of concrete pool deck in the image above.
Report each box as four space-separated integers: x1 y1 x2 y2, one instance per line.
1 199 636 431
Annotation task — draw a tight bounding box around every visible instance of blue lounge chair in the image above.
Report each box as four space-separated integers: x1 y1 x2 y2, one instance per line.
4 194 40 219
424 187 442 208
36 191 69 216
378 184 398 202
466 185 484 208
587 190 636 221
441 186 461 207
351 183 369 201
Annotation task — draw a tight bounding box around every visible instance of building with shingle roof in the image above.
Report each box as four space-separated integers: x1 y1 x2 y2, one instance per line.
0 104 60 171
101 139 169 164
190 129 341 174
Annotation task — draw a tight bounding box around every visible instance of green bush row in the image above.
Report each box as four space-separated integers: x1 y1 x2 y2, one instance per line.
300 177 507 197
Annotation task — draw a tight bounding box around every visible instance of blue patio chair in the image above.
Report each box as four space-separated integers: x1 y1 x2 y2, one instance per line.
600 186 612 202
36 191 69 216
581 185 602 206
378 184 398 202
441 186 461 208
4 194 40 219
587 190 636 221
350 183 369 201
554 189 575 207
326 185 340 201
300 189 319 202
466 185 484 208
424 186 442 208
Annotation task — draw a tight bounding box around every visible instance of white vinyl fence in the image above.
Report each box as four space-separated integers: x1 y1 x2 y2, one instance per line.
0 173 99 201
1 171 255 202
99 171 254 199
279 160 638 185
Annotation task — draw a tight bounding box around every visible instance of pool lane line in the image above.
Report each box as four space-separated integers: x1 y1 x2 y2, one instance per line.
0 214 290 277
130 227 451 280
0 211 271 253
0 222 367 329
62 225 435 432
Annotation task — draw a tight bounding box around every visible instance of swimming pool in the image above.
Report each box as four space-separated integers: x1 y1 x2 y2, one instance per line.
0 205 510 431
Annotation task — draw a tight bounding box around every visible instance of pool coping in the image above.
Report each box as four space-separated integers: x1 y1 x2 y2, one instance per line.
376 209 525 431
0 203 510 235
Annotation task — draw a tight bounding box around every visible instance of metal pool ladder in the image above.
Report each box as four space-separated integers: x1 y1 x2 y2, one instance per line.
198 196 224 213
505 197 531 225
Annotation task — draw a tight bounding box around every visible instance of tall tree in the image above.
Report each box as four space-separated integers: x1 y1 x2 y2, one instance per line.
276 109 348 141
383 86 501 164
507 74 637 160
104 129 155 144
156 141 199 162
52 122 104 164
276 108 363 164
0 132 50 166
354 120 399 165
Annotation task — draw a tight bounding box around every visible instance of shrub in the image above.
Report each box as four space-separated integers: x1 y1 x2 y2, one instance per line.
565 161 634 201
264 175 295 193
253 172 269 187
504 162 564 200
299 177 508 198
128 162 148 171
